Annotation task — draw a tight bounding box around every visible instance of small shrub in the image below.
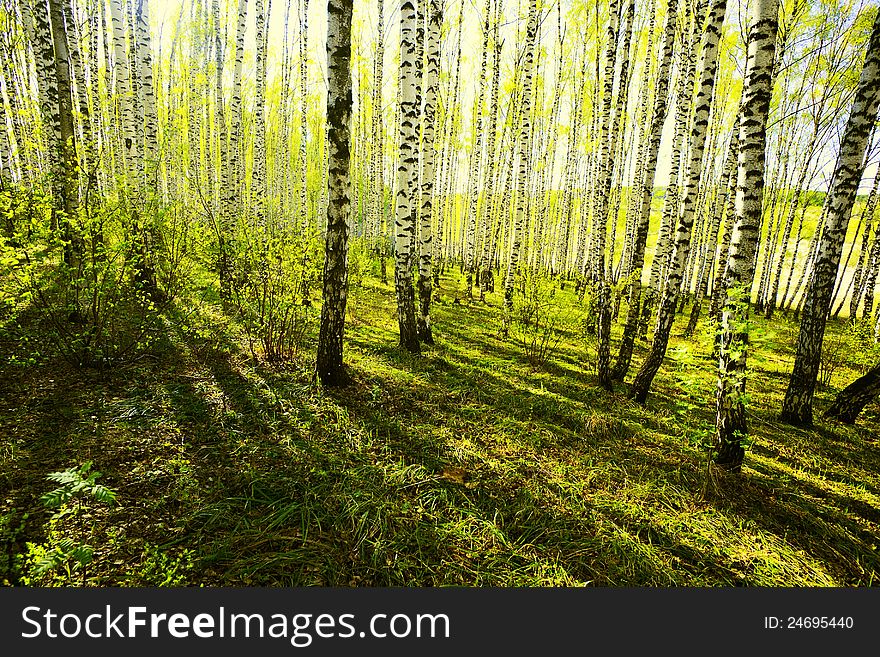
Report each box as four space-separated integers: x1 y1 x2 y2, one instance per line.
129 542 195 587
5 199 177 368
819 331 845 388
232 226 317 361
22 462 117 586
845 317 880 375
510 270 572 365
346 236 371 320
819 319 880 388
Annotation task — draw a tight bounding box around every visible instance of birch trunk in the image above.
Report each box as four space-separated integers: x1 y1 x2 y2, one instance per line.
639 0 705 338
591 0 620 390
394 0 420 353
253 0 269 227
502 0 539 330
781 10 880 426
824 360 880 424
48 0 82 267
316 0 354 385
714 0 778 472
847 174 879 317
417 0 441 344
612 0 678 381
685 133 737 337
463 2 491 298
630 0 728 403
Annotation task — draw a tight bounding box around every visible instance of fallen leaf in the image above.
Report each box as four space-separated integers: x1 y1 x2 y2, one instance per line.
441 466 468 484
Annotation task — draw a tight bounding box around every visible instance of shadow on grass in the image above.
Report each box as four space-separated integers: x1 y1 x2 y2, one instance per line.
2 276 878 587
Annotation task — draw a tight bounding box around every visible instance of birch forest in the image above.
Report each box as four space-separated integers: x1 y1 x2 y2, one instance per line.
1 0 879 587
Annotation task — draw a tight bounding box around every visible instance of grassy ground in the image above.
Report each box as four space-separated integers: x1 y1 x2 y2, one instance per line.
1 263 878 587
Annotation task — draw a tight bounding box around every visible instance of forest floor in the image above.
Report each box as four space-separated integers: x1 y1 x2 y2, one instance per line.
1 264 879 586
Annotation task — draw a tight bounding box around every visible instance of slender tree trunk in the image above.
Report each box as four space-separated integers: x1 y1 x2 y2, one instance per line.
67 0 95 199
847 173 879 317
317 0 354 386
612 0 678 381
824 361 880 424
300 0 310 229
253 0 269 227
32 0 62 234
210 0 228 288
136 0 157 175
685 133 737 337
764 157 815 318
708 173 737 323
640 0 705 338
417 0 441 344
222 0 247 287
478 14 502 300
604 0 635 285
0 70 11 200
135 0 160 295
714 0 778 472
860 221 880 318
502 0 539 332
394 0 421 353
782 196 823 312
591 0 620 390
630 0 728 403
48 0 82 268
463 2 491 299
372 0 387 282
781 11 880 426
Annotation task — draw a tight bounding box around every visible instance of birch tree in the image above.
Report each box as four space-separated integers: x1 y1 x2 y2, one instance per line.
47 0 82 268
394 0 420 354
824 360 880 424
612 0 678 381
714 0 779 472
591 0 620 390
136 0 157 178
502 0 539 328
135 0 160 295
417 0 441 344
317 0 354 385
640 0 705 337
253 0 269 227
685 132 737 337
630 0 729 403
781 8 880 426
463 1 491 299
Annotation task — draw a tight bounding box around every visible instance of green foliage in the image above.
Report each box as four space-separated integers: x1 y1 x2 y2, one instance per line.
22 462 117 586
231 225 319 362
844 317 880 375
511 270 574 365
2 0 878 592
135 543 195 586
820 329 847 387
347 237 371 299
820 318 880 388
0 509 27 585
669 344 711 418
105 537 195 587
2 265 878 587
154 201 197 302
24 527 95 583
3 195 182 368
40 461 117 509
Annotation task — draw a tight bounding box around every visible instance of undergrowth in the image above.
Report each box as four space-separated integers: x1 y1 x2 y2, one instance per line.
0 259 878 587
